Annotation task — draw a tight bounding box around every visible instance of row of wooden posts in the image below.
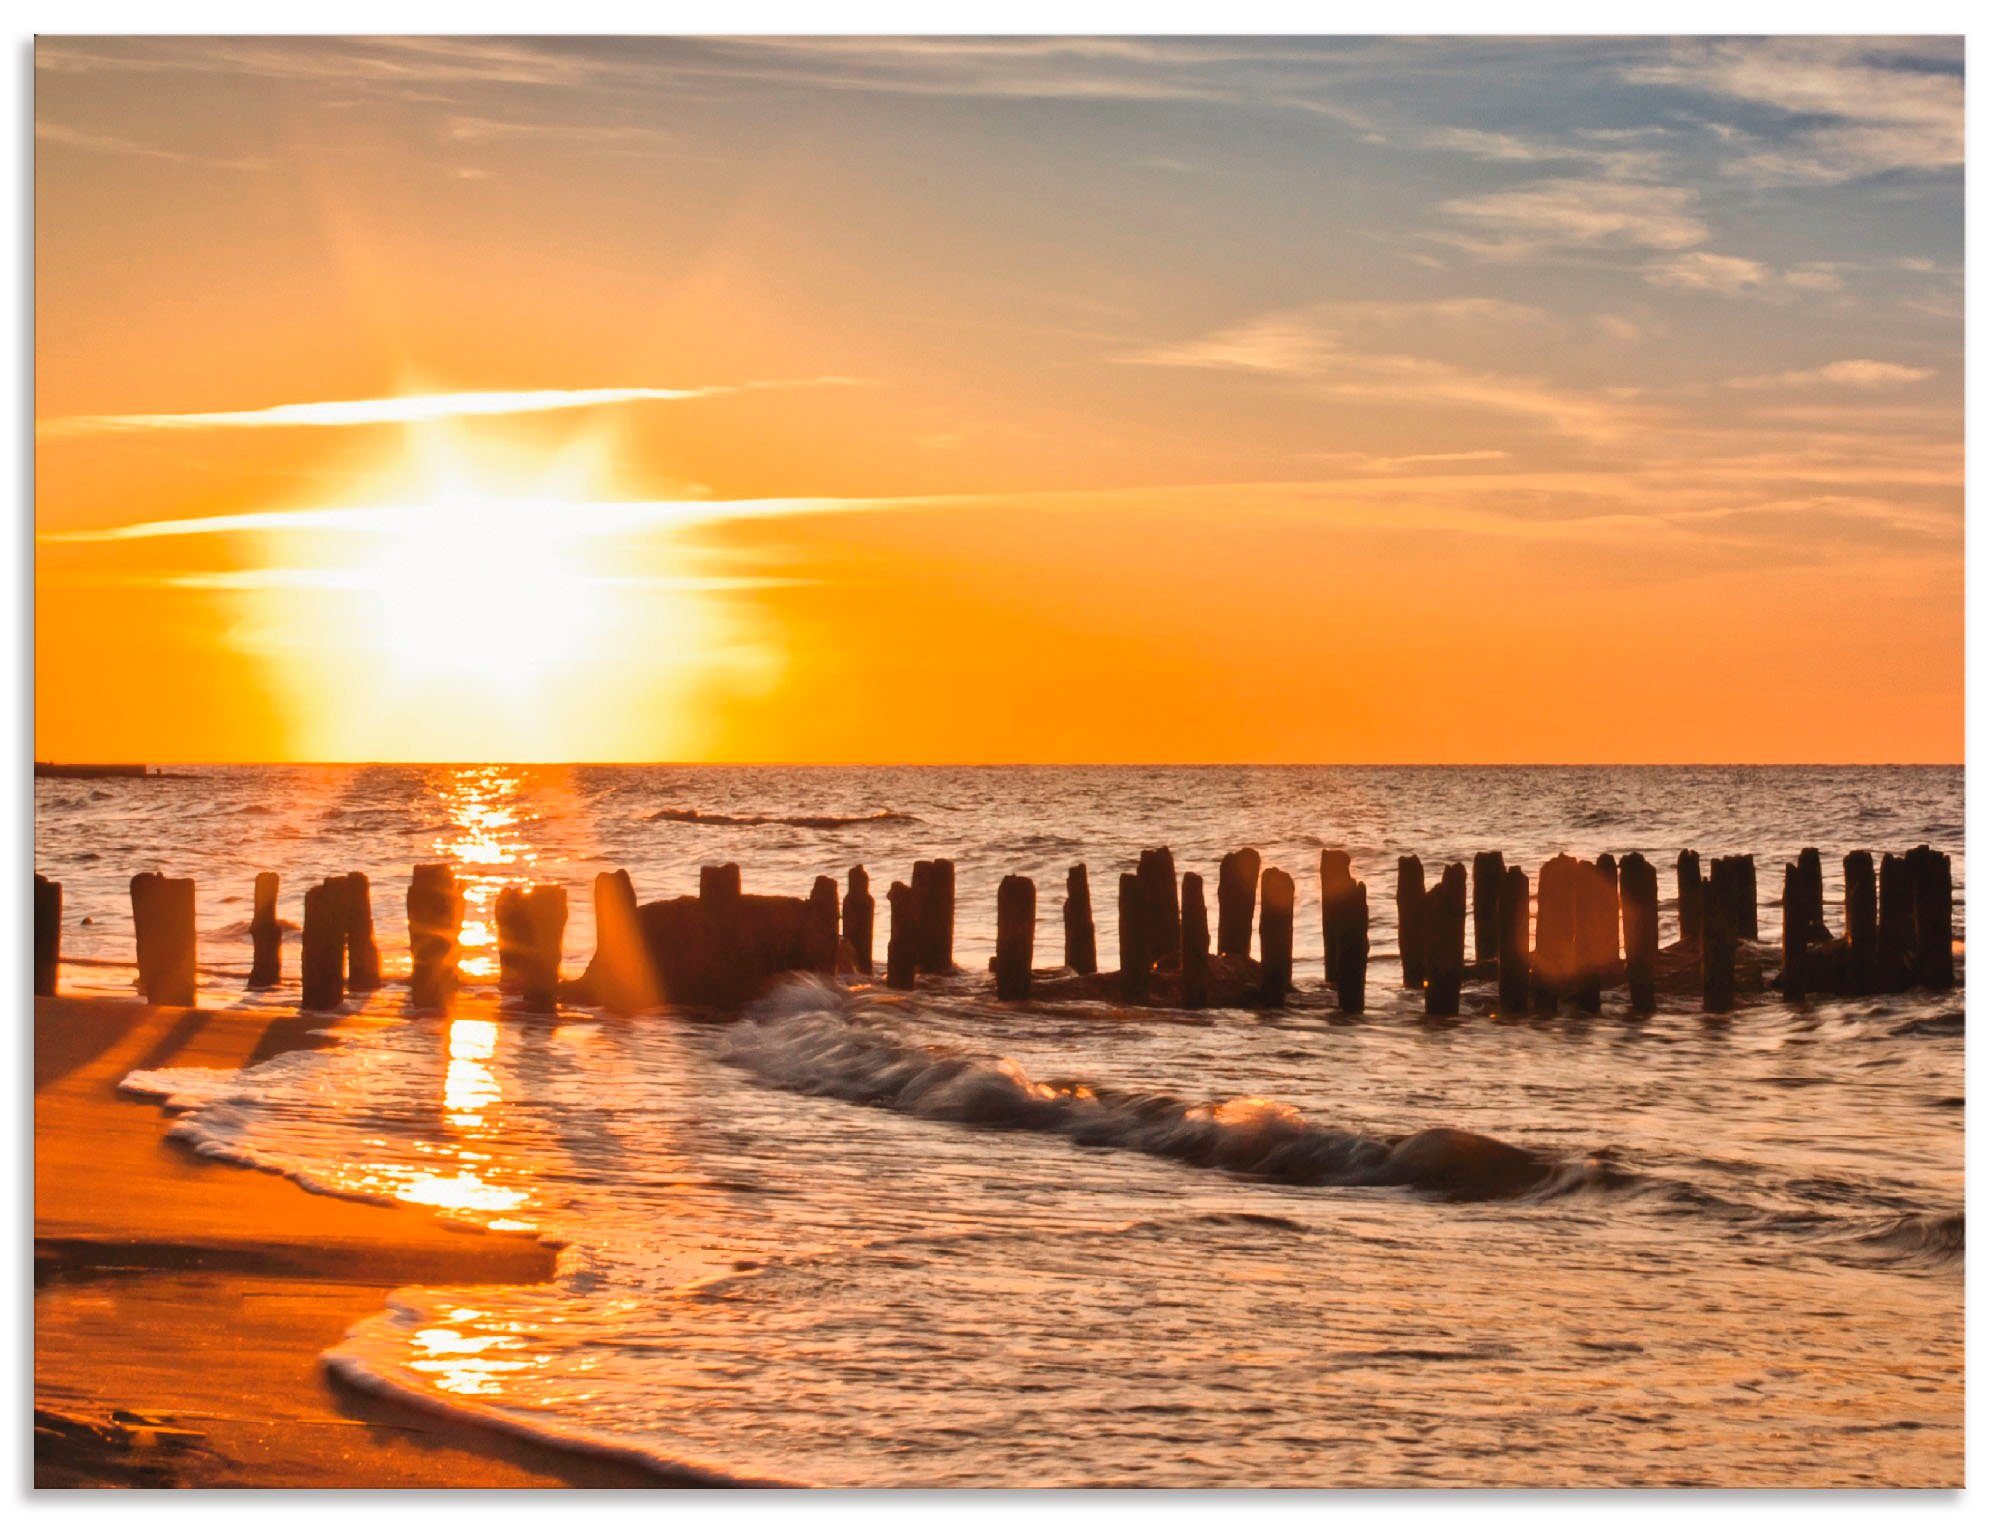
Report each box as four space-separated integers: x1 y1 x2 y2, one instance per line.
29 841 1953 1015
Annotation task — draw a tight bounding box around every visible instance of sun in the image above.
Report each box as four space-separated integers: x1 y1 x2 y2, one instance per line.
353 429 616 695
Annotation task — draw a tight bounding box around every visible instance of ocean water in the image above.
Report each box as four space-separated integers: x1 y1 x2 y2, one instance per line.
40 765 1964 1486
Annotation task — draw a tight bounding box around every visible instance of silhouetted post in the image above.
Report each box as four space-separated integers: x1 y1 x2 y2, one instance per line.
700 862 742 902
1532 855 1577 1014
1792 867 1824 995
1619 853 1658 1014
33 874 61 997
1843 850 1877 995
1138 848 1180 969
807 876 841 974
1422 873 1464 1016
1471 851 1503 963
1118 872 1148 1002
1180 872 1209 1010
1875 853 1913 993
248 871 281 989
1739 856 1760 940
1676 849 1702 948
492 884 568 1012
1218 848 1260 958
911 859 956 974
995 875 1036 1001
340 872 382 992
1701 877 1736 1014
1063 864 1097 975
1718 855 1758 941
1319 850 1349 983
1797 848 1830 940
1575 854 1618 1014
130 872 196 1007
588 869 653 1011
1258 867 1294 1005
1911 846 1954 990
300 878 345 1011
843 866 874 974
885 881 916 990
1328 873 1368 1015
408 863 465 1011
1497 866 1531 1014
1395 855 1425 988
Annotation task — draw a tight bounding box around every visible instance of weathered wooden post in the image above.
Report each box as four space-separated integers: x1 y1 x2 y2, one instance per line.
1532 855 1576 1014
911 859 956 974
1701 876 1736 1014
1322 852 1367 1013
341 871 382 993
807 876 841 974
843 866 874 974
1676 849 1702 948
521 885 569 1013
408 863 465 1011
1619 853 1658 1014
1319 849 1348 984
585 869 653 1011
1875 852 1913 993
1797 848 1830 940
994 874 1036 1001
1781 861 1809 1000
1575 855 1618 1014
248 871 281 989
1118 872 1148 1002
1843 850 1877 995
1911 845 1954 990
1258 867 1294 1005
1395 855 1425 988
1721 855 1759 940
300 878 345 1011
130 872 196 1007
33 874 61 997
1497 866 1531 1014
1180 872 1209 1010
1138 848 1180 969
1471 851 1503 963
1422 868 1465 1016
885 881 916 990
1063 863 1097 975
1218 848 1260 957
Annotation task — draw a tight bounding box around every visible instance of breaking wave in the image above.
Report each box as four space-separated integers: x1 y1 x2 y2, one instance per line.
724 979 1579 1202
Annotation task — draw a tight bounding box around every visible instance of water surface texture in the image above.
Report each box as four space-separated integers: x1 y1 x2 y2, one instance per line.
40 765 1963 1486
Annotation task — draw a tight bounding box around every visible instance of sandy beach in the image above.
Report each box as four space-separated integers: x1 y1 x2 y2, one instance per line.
33 993 679 1488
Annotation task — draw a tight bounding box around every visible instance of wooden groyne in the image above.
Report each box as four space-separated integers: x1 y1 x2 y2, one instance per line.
41 839 1956 1021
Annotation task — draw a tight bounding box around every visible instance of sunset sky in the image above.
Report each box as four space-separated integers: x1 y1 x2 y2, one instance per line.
34 35 1963 763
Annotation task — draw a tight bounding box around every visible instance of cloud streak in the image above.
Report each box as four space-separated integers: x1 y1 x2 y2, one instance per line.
39 379 863 436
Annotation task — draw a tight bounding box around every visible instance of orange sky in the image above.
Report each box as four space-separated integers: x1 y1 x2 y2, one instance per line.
34 37 1964 762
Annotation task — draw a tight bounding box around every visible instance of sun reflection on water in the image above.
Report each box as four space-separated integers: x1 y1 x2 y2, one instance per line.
431 766 540 981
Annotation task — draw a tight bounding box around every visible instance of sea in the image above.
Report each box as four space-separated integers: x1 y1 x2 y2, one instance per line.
34 764 1964 1486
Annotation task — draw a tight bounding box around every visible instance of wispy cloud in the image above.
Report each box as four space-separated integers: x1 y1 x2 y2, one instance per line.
1724 359 1937 391
34 496 888 546
1626 38 1962 184
1125 298 1635 439
1436 176 1708 260
39 379 863 437
36 120 270 172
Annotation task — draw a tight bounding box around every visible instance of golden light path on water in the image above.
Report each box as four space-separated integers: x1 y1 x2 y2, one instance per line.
313 767 566 1239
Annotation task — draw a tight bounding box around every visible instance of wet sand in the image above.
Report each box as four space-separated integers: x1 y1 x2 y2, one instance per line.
33 994 679 1488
